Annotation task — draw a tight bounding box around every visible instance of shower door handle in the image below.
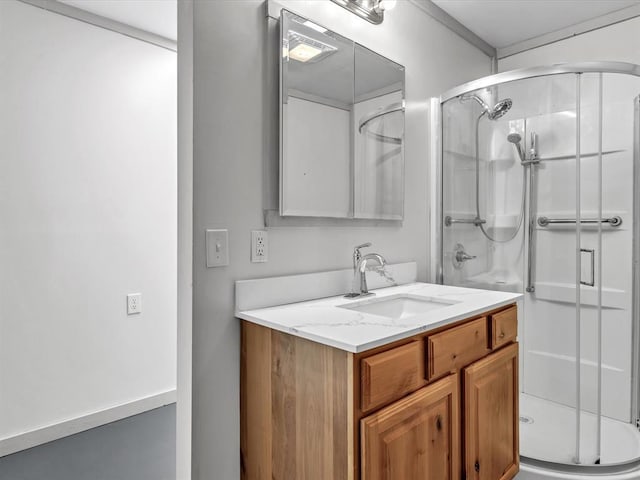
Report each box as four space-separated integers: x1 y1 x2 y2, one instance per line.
580 248 595 287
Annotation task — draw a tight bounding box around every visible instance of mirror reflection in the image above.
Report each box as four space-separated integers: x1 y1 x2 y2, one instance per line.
354 43 405 219
280 11 405 219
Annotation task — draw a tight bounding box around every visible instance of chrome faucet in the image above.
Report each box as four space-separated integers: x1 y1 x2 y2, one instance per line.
345 244 387 298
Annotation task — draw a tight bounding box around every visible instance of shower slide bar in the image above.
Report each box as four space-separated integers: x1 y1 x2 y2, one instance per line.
537 215 623 227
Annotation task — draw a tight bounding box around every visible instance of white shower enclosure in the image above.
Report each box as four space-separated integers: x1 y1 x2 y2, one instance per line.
432 62 640 473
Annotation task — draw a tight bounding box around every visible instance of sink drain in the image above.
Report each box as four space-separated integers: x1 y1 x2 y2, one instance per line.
520 415 534 424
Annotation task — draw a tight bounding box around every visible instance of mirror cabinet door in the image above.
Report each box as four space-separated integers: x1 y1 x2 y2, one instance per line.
280 11 354 218
280 10 405 220
354 44 405 220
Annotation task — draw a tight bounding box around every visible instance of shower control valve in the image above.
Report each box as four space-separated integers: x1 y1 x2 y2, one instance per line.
453 243 476 269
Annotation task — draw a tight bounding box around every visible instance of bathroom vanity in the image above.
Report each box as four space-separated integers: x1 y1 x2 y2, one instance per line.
238 278 521 480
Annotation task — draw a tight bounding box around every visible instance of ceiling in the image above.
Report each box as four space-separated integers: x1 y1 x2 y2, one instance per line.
55 0 640 50
58 0 177 41
431 0 640 49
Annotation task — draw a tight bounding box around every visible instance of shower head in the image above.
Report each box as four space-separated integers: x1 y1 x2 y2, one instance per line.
507 131 526 162
490 98 513 120
460 94 513 120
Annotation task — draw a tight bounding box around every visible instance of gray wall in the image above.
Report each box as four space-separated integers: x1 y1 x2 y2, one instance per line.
191 1 491 478
177 1 193 479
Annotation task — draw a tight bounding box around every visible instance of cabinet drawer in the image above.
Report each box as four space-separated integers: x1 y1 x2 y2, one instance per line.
361 341 424 412
491 305 517 349
427 317 489 380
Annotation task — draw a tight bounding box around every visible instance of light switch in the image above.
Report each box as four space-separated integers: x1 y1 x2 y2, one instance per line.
206 229 229 267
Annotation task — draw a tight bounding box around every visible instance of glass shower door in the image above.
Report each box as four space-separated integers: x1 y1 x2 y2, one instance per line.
441 72 606 466
520 73 608 465
526 72 604 465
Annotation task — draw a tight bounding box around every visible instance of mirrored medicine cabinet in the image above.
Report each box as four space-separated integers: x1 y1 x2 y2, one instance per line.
279 10 405 220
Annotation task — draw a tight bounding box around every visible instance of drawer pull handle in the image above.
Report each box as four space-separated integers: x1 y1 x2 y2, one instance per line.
499 332 505 339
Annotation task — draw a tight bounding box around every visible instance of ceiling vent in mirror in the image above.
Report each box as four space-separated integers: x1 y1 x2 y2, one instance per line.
330 0 396 24
287 31 338 63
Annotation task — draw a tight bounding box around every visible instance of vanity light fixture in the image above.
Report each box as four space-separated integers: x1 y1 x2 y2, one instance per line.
330 0 396 25
287 31 337 63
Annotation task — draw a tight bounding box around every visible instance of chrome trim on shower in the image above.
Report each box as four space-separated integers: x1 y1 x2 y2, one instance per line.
440 62 640 103
596 72 604 461
524 131 540 293
632 95 640 435
522 455 640 475
574 73 582 465
429 97 443 284
526 162 538 293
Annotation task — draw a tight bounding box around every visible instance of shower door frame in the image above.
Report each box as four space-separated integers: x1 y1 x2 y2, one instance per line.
430 62 640 474
633 94 640 433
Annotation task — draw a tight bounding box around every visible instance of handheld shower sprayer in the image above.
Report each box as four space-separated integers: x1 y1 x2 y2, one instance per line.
507 131 539 165
507 132 526 163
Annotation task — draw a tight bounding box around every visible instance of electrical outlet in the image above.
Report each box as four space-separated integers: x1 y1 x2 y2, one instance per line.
127 293 142 315
251 230 268 263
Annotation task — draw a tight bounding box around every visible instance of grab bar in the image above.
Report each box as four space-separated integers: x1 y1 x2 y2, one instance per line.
537 216 622 227
444 216 486 227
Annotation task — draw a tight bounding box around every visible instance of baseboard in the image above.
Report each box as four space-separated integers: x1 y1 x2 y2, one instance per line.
0 389 177 457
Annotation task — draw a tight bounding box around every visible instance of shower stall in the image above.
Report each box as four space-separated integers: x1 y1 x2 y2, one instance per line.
432 62 640 477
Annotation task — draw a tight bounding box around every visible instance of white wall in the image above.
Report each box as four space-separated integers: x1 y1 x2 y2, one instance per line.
499 16 640 71
0 0 177 447
190 1 491 478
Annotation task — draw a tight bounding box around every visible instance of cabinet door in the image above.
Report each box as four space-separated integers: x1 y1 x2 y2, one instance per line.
361 374 459 480
464 343 519 480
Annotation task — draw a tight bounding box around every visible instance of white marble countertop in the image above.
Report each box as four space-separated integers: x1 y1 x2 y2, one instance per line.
237 282 522 353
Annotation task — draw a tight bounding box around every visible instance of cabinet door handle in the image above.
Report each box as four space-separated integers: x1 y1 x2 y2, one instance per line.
436 415 442 431
499 331 505 339
475 461 480 473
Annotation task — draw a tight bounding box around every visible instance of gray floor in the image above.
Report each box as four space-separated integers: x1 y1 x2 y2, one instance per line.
0 404 175 480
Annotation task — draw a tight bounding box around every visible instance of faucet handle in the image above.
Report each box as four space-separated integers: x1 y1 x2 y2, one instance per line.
352 243 372 270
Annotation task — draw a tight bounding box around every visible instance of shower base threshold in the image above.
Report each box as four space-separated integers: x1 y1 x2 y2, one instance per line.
520 393 640 466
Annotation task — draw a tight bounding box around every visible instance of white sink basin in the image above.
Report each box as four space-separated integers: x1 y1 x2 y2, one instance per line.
338 294 459 320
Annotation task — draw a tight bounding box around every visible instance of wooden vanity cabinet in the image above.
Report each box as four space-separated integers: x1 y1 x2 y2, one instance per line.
240 303 519 480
